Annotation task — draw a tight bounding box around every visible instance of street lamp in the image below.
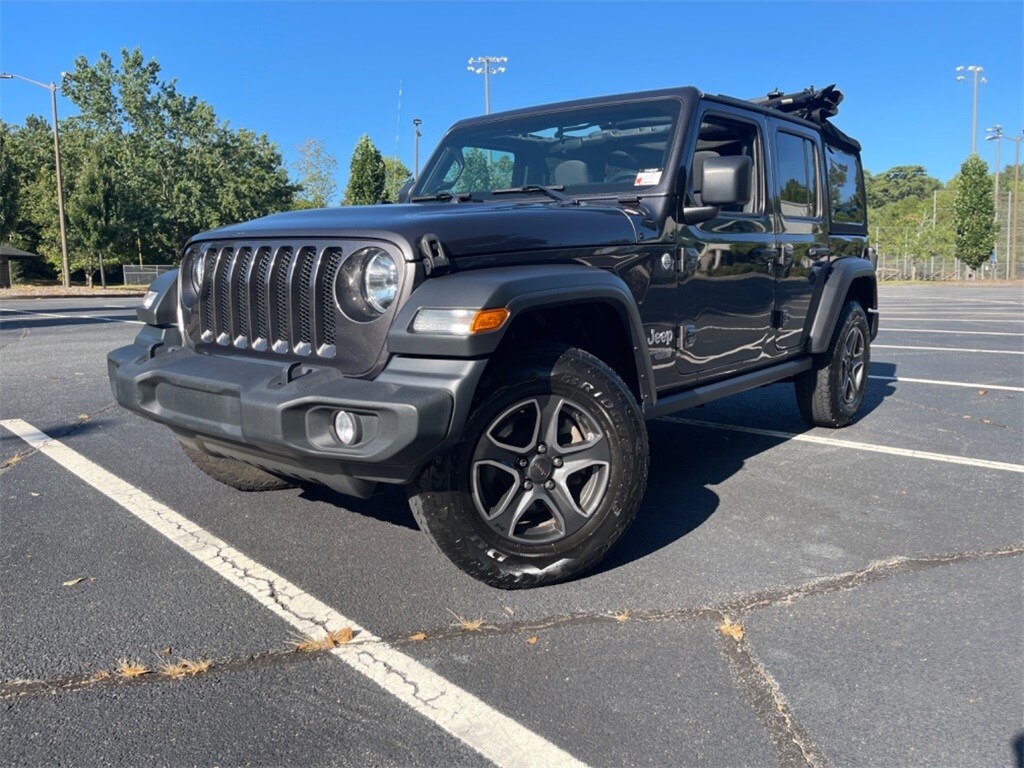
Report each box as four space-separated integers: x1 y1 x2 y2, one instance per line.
955 65 986 154
0 72 72 287
413 118 422 179
467 56 508 114
988 127 1023 279
986 124 1002 225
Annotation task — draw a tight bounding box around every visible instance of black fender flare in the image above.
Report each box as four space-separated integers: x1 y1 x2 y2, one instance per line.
388 264 656 405
807 257 877 354
137 268 179 327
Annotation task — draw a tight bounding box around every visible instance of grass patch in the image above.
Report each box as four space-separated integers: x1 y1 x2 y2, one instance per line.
294 627 354 652
116 659 150 678
718 617 744 642
449 611 486 632
158 658 212 679
612 611 630 623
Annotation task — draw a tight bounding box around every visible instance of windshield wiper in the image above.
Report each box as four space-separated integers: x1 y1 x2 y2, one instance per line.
410 192 476 203
492 185 571 203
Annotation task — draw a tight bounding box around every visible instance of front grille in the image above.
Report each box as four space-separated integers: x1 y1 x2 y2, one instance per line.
192 242 348 359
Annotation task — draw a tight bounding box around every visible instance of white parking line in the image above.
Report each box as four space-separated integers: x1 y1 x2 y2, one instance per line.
868 375 1024 393
0 418 587 768
662 417 1024 473
881 328 1023 337
0 307 142 325
873 344 1024 355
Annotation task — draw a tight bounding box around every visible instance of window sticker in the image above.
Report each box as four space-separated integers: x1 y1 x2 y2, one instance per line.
634 169 663 186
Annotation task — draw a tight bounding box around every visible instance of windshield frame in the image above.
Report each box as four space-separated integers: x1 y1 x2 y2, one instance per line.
411 95 687 203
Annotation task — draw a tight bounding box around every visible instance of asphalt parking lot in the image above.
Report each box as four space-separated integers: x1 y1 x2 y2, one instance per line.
2 284 1022 768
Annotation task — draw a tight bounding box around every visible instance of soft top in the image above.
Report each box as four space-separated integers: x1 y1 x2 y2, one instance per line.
751 84 861 154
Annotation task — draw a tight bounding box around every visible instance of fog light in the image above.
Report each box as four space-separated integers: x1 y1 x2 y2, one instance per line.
333 410 359 445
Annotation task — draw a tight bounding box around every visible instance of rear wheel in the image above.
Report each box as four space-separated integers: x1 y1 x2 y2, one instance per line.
408 344 648 589
795 300 870 428
180 444 294 492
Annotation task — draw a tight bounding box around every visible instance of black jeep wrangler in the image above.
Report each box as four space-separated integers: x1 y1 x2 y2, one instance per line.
109 84 877 588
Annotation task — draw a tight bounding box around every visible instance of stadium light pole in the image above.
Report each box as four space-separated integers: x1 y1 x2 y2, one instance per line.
0 72 71 287
955 65 986 155
413 118 422 179
467 56 508 114
987 125 1002 224
989 128 1023 279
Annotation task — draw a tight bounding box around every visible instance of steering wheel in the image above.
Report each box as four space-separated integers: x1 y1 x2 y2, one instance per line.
607 171 639 184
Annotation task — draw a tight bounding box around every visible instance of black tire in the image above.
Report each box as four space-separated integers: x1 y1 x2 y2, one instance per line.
795 300 871 428
180 444 294 492
408 344 649 589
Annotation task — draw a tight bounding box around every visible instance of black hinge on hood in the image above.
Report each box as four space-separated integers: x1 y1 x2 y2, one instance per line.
419 233 452 277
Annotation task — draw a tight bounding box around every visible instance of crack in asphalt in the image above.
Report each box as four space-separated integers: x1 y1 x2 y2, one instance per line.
5 543 1019 705
715 611 828 768
0 402 119 474
890 394 1023 433
0 327 30 352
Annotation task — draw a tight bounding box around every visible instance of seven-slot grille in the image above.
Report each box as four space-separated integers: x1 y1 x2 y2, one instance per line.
190 243 346 359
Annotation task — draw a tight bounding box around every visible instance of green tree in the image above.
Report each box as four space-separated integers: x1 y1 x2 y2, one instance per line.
0 122 19 242
865 165 941 208
452 148 491 193
67 140 124 286
953 155 997 270
490 154 514 190
381 156 411 202
54 47 294 271
292 137 337 208
343 135 385 205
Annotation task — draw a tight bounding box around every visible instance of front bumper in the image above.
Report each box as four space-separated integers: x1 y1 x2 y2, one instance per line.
108 325 485 496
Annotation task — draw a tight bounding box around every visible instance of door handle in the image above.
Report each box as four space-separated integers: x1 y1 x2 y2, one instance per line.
751 247 779 265
807 246 831 259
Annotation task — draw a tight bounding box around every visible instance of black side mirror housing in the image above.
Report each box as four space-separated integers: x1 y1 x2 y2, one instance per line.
700 155 752 207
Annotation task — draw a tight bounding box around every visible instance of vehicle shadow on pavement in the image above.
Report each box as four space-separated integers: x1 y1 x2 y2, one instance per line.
595 366 899 575
1013 732 1023 768
297 483 418 530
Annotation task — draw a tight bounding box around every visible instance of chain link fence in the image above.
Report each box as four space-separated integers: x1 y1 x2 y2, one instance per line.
123 265 175 286
875 252 1021 281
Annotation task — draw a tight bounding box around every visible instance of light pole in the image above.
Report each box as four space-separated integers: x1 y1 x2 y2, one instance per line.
413 118 422 179
987 125 1002 223
467 56 507 114
955 65 986 154
1008 131 1022 280
0 72 71 287
989 128 1023 279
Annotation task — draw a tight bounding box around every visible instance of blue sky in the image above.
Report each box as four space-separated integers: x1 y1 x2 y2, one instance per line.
2 0 1022 203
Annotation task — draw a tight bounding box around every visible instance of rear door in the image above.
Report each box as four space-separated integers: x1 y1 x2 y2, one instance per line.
768 119 829 350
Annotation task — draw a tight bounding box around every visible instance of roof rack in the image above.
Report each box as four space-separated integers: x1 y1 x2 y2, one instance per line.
751 84 843 124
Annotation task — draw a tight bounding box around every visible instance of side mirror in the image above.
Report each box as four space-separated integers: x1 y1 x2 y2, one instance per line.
700 155 752 207
397 178 415 203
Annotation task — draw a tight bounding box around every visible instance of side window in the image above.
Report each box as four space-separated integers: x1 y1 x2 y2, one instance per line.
689 115 762 215
825 145 866 225
775 131 819 219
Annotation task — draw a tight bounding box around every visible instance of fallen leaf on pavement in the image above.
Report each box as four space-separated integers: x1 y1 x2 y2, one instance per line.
63 577 86 587
526 636 539 645
408 632 427 641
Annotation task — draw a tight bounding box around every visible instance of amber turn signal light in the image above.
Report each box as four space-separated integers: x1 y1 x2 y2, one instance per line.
470 308 510 334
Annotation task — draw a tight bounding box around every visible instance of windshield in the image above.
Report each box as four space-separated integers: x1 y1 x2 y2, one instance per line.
414 99 681 200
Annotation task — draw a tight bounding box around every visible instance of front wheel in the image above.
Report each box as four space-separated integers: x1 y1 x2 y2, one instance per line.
408 345 649 589
795 300 871 428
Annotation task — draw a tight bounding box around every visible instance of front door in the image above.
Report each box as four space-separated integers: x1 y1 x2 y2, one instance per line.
676 107 776 381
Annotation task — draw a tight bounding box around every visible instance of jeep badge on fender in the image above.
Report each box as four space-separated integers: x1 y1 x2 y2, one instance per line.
109 84 877 588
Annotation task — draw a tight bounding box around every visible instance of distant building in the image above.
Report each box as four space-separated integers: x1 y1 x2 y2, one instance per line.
0 244 43 288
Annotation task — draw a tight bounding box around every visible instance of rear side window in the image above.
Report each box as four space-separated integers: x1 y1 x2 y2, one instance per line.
825 145 866 226
775 131 819 219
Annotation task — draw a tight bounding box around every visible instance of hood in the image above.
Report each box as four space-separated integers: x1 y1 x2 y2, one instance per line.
188 201 640 260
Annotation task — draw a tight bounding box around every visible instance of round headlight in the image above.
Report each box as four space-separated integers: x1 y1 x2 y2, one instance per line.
362 250 398 313
190 252 206 291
